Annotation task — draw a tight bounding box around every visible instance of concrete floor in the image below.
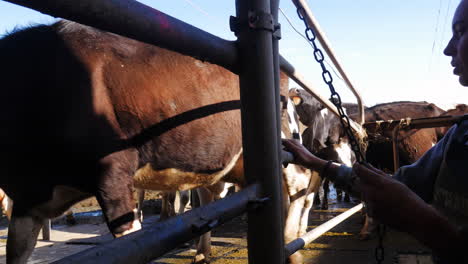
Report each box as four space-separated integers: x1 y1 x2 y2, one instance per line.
0 190 433 264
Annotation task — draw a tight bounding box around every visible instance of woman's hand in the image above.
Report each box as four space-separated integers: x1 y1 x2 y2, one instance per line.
354 163 463 259
354 163 441 234
281 139 324 168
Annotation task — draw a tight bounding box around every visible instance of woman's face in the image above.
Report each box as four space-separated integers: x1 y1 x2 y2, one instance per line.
445 0 468 86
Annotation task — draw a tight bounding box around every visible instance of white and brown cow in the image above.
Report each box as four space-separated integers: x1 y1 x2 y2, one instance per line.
289 88 358 209
0 20 318 264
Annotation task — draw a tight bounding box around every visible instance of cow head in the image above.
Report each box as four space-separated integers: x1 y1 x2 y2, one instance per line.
289 87 325 127
289 88 344 151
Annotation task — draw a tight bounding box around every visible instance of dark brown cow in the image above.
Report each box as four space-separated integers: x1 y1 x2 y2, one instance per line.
289 88 359 209
0 21 316 264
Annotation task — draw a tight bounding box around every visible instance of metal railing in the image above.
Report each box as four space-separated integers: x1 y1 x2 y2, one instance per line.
2 0 369 263
364 114 467 172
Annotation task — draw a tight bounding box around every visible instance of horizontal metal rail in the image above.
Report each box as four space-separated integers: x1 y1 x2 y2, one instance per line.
2 0 358 126
2 0 356 129
3 0 239 74
381 114 467 172
284 203 364 257
2 1 366 262
52 184 261 264
291 0 365 125
363 114 467 133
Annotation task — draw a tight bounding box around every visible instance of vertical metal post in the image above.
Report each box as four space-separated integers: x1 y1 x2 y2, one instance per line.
42 219 51 241
235 0 285 263
392 126 401 173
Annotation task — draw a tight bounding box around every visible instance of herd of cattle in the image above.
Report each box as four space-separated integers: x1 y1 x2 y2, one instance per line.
0 20 467 264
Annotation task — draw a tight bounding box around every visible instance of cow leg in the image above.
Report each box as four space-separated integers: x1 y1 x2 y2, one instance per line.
6 210 43 264
175 190 190 215
321 179 329 210
160 191 177 221
359 214 378 240
65 209 77 225
298 172 321 237
95 151 141 237
283 168 316 264
136 188 145 222
343 192 351 203
313 190 321 206
194 187 214 264
336 186 343 201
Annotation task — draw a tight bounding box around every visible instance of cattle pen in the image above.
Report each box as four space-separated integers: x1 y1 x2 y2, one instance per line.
1 0 453 263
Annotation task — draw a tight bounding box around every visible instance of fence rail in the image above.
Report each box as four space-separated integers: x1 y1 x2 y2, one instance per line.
1 0 370 263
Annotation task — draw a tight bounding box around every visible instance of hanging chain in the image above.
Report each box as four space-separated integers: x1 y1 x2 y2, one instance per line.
294 7 365 164
294 6 385 263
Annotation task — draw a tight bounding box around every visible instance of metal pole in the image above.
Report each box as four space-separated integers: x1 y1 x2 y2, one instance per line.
3 0 239 74
363 115 467 132
291 0 365 125
392 126 401 173
235 0 285 263
53 184 260 264
42 219 51 241
284 203 364 257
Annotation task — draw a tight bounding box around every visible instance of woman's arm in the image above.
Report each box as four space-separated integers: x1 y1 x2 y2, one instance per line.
355 163 464 261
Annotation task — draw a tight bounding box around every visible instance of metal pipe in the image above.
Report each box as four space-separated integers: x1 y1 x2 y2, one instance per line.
52 184 261 264
363 114 467 133
280 56 365 136
284 203 364 257
42 219 51 241
235 0 285 263
3 0 239 74
392 126 400 173
291 0 365 125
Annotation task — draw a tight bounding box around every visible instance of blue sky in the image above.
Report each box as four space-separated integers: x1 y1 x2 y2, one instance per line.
0 0 464 109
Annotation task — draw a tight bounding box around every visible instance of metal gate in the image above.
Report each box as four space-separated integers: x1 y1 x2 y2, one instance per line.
2 0 372 263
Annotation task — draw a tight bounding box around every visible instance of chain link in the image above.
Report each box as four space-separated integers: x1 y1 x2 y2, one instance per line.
295 7 365 163
294 6 385 263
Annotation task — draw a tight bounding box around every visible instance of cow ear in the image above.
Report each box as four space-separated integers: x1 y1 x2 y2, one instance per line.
291 96 302 106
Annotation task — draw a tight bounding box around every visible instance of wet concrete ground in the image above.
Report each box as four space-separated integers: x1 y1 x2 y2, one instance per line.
0 189 433 264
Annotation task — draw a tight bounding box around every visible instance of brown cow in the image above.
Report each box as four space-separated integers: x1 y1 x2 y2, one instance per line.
0 21 316 264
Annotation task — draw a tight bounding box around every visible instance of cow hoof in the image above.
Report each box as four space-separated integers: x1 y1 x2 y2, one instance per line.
193 253 210 264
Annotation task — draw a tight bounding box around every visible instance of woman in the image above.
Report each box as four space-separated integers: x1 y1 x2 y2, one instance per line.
283 1 468 262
